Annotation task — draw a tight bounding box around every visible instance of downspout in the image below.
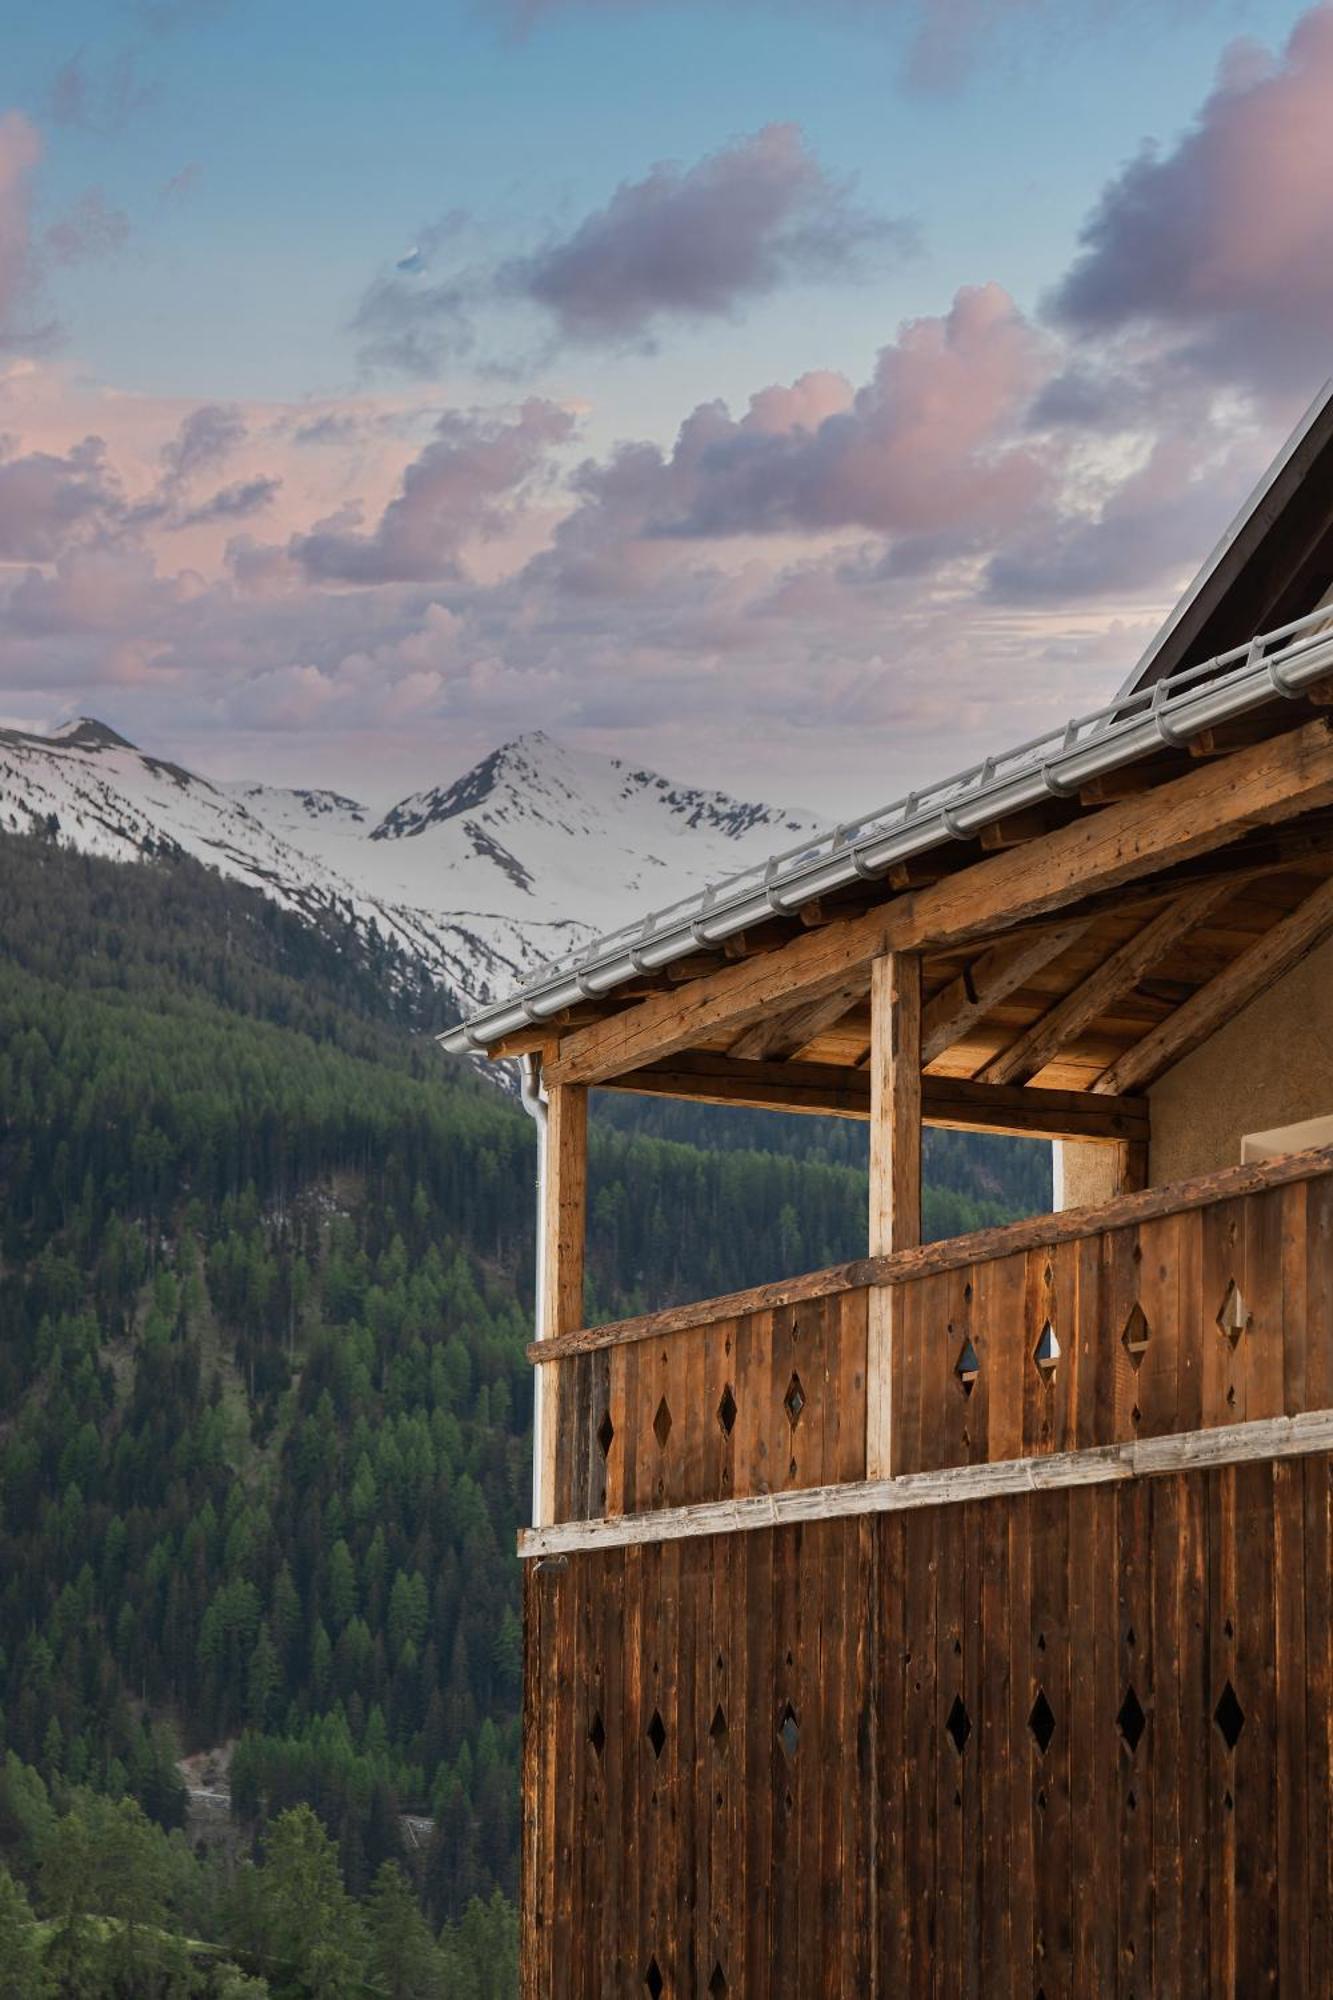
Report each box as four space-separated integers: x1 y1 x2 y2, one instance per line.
518 1054 548 1528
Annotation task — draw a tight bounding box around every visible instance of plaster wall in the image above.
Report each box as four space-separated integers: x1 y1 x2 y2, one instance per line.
1147 929 1333 1185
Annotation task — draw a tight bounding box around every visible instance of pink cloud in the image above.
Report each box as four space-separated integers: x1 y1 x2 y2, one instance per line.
1052 4 1333 394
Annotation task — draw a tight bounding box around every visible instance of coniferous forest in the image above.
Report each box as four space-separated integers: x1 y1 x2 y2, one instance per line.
0 829 1046 1996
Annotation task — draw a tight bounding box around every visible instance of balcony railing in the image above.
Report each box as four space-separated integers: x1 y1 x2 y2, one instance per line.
537 1145 1333 1528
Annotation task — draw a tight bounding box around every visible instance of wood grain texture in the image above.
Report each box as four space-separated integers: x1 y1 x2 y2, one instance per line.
604 1049 1150 1140
975 878 1237 1086
552 1291 870 1522
523 1459 1333 1995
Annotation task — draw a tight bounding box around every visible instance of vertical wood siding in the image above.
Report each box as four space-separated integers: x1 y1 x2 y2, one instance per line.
553 1289 869 1520
891 1175 1333 1475
524 1456 1333 1997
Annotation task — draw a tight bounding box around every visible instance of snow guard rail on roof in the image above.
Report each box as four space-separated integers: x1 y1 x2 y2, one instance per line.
441 605 1333 1055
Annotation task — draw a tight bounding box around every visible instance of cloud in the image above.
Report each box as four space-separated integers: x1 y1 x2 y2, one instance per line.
159 403 247 485
0 435 124 561
508 123 909 344
47 50 157 135
175 475 281 527
161 162 202 200
0 113 56 352
1050 4 1333 397
561 285 1052 551
352 126 911 374
43 190 132 268
289 399 575 583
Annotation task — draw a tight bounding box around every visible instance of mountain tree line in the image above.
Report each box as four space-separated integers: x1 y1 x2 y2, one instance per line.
0 830 1043 1987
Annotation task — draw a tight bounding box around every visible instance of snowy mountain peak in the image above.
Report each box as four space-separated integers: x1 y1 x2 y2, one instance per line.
49 717 138 752
0 720 823 1023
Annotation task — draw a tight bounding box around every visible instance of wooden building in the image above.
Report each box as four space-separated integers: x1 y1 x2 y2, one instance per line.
442 387 1333 1995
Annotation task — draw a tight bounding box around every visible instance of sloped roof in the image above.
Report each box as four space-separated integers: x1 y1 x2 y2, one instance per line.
1120 380 1333 698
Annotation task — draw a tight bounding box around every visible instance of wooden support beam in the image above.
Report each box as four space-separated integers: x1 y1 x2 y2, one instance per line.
601 1048 1148 1142
536 1081 587 1525
975 879 1238 1087
728 980 864 1062
546 720 1333 1087
977 804 1062 851
869 955 922 1254
920 920 1091 1064
867 954 921 1480
1094 871 1333 1095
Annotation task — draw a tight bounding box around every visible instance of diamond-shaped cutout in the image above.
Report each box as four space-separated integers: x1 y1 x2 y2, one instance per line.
945 1693 971 1755
645 1959 664 1998
783 1372 806 1428
708 1967 727 1998
1214 1679 1245 1751
717 1383 737 1436
1216 1280 1249 1349
778 1701 800 1761
1028 1687 1055 1756
1121 1303 1150 1369
1117 1685 1146 1754
653 1395 673 1449
1033 1322 1060 1381
589 1711 606 1758
710 1703 728 1746
954 1338 980 1396
647 1709 666 1760
596 1409 615 1458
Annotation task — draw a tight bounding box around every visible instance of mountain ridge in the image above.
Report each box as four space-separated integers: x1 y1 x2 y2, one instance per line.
0 719 823 1022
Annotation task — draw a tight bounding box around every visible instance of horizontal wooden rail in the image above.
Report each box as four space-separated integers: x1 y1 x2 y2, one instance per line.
529 1143 1333 1363
519 1406 1333 1556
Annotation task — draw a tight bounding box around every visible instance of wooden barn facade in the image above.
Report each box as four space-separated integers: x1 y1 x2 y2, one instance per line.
442 389 1333 1995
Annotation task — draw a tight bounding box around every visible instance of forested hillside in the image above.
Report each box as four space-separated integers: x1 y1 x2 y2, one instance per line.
0 830 1045 1995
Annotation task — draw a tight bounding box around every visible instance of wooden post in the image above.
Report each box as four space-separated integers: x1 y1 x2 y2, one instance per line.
536 1080 588 1526
866 953 921 1479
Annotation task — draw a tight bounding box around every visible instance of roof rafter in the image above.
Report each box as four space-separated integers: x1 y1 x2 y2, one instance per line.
1093 870 1333 1095
974 879 1240 1088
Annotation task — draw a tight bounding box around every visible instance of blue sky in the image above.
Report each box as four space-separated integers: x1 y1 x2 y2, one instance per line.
0 0 1328 809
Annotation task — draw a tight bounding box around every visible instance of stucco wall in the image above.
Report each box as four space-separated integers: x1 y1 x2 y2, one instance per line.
1053 1140 1122 1211
1146 929 1333 1185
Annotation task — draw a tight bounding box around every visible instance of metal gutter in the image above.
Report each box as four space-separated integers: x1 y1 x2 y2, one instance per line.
440 605 1333 1056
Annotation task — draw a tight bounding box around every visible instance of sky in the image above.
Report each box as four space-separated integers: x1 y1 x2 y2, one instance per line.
1 0 1332 814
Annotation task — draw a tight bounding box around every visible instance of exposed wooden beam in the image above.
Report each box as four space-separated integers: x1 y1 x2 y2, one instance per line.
1094 870 1333 1095
728 980 864 1062
600 1048 1148 1143
869 956 921 1253
536 1081 587 1526
867 954 921 1481
920 921 1091 1065
546 720 1333 1087
977 804 1062 851
975 879 1238 1087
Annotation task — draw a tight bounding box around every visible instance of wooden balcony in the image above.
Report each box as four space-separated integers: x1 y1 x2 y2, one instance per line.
534 1143 1333 1534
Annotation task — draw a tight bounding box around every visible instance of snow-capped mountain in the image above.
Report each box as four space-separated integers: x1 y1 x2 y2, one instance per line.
0 720 821 1020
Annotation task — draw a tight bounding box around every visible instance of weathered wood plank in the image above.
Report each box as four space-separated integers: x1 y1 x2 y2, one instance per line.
920 921 1091 1064
518 1407 1333 1557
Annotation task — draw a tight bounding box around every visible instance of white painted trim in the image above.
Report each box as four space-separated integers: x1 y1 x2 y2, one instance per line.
1242 1112 1333 1164
518 1408 1333 1559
